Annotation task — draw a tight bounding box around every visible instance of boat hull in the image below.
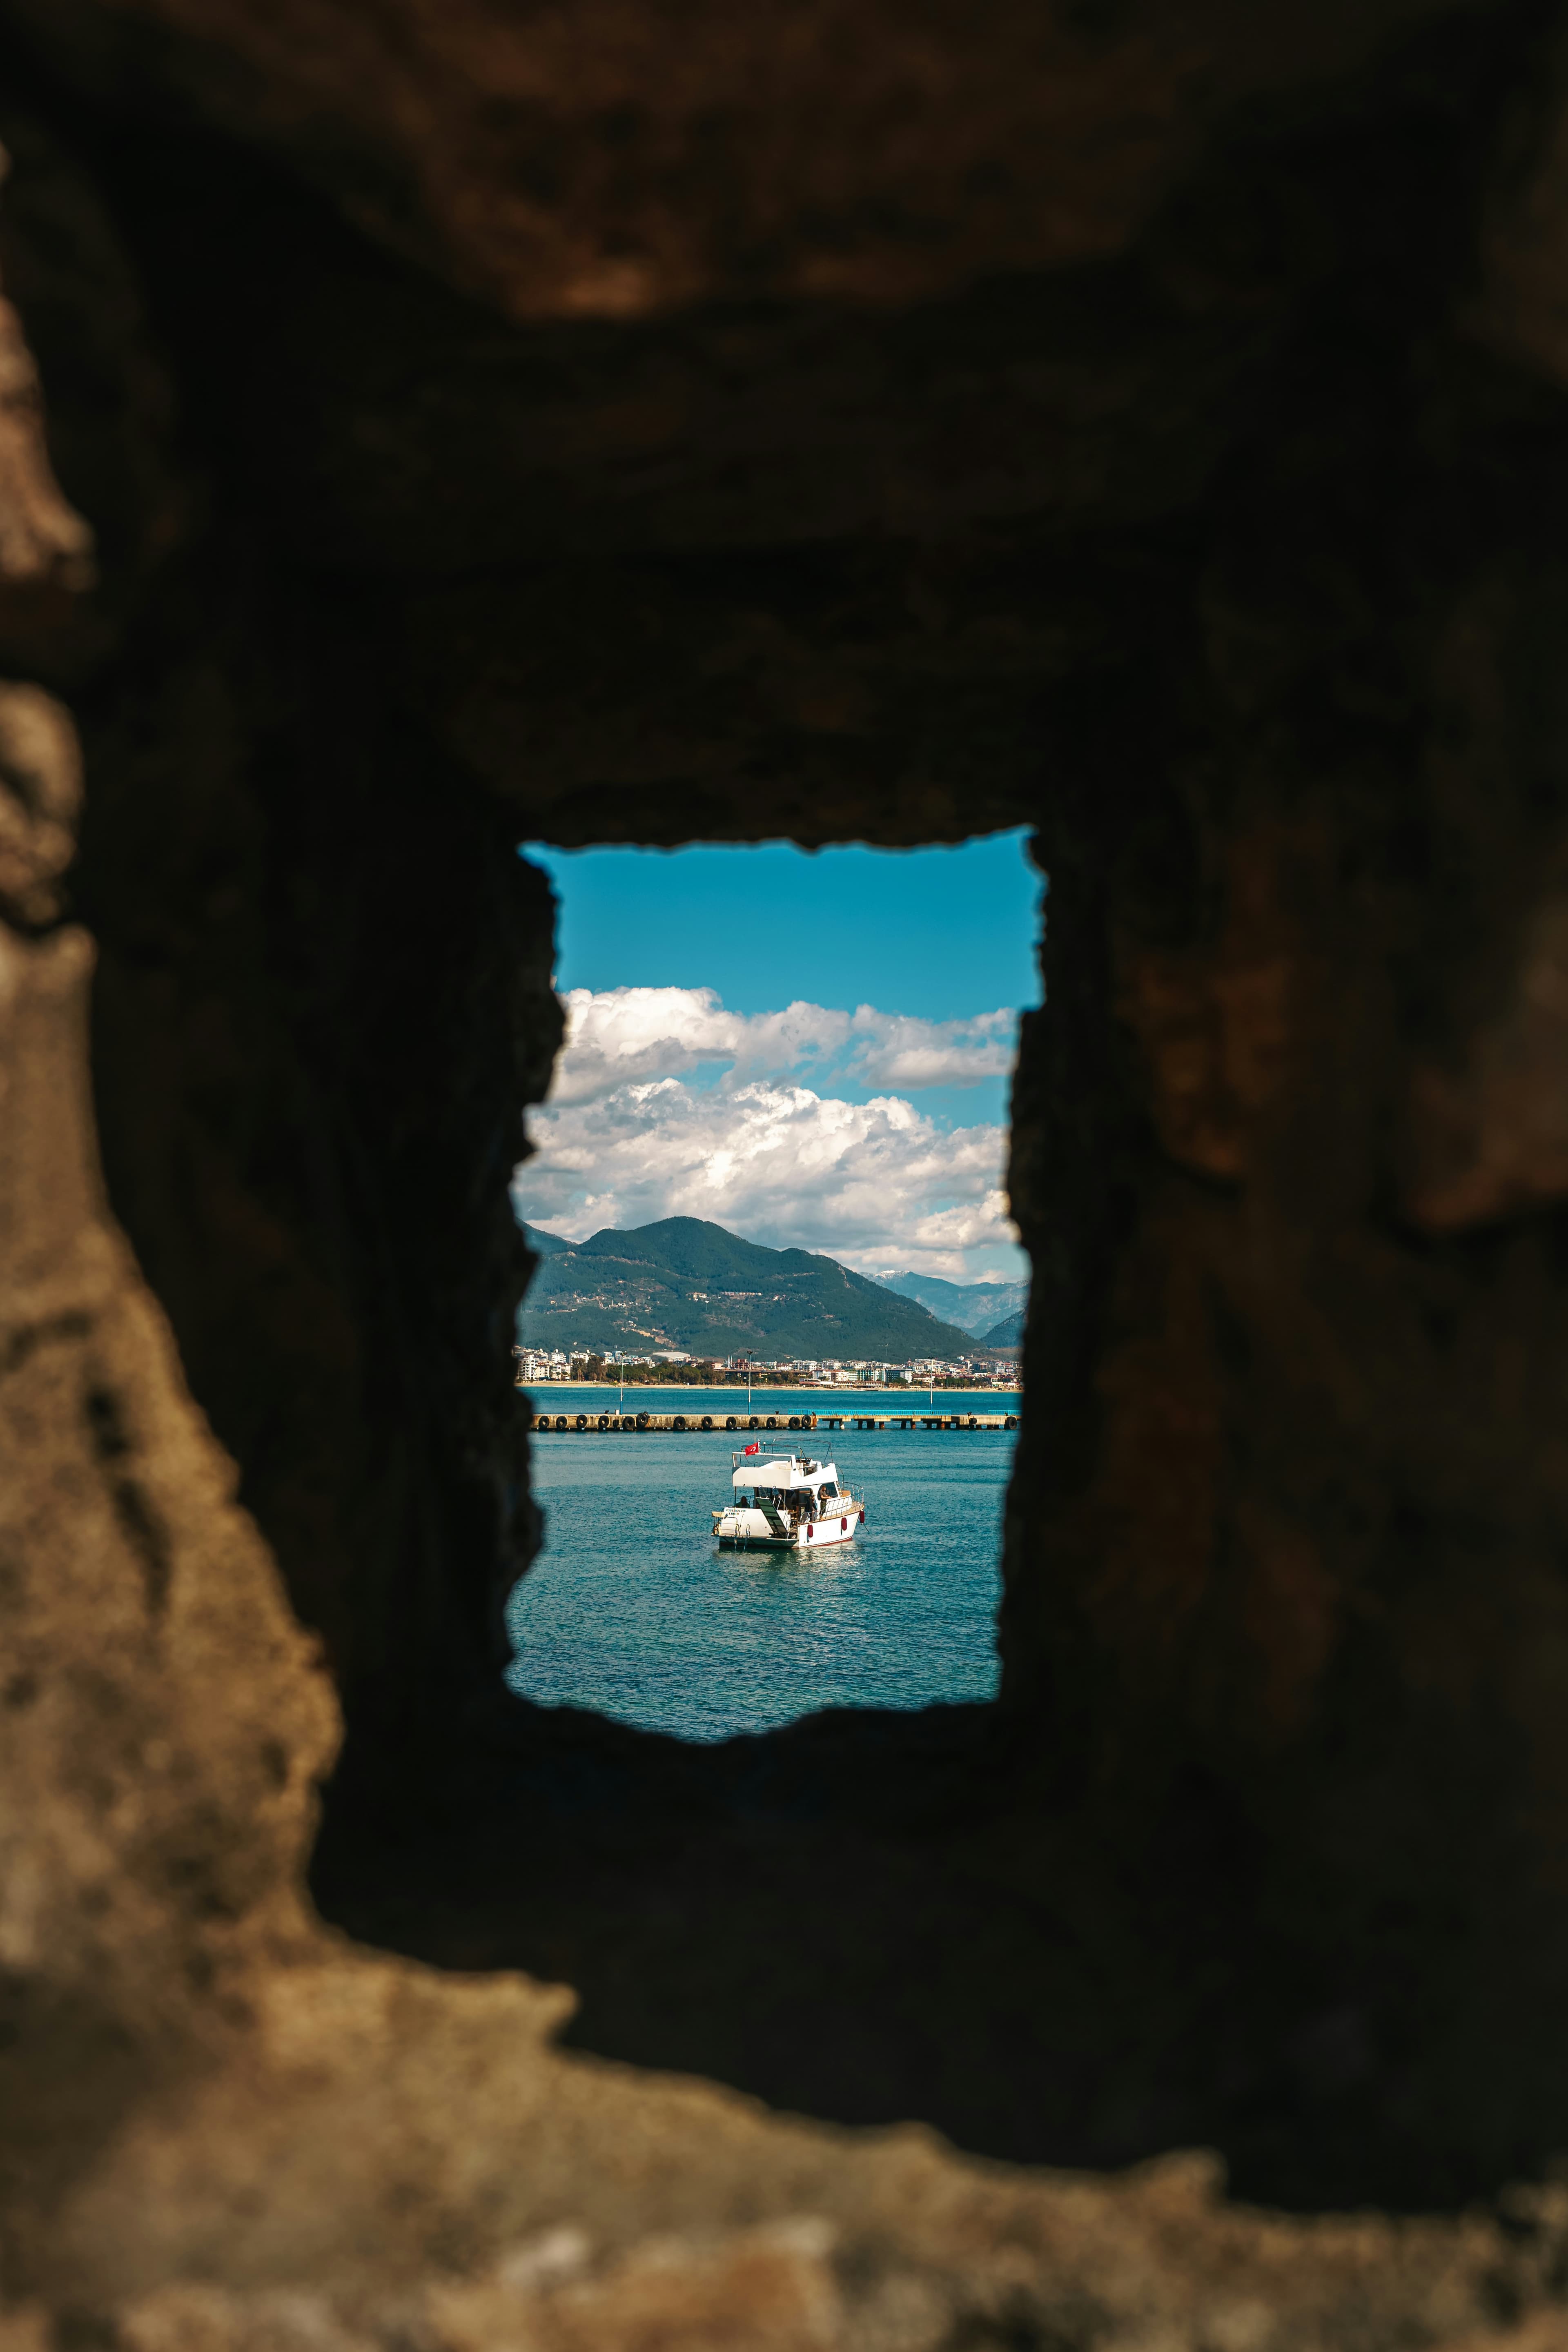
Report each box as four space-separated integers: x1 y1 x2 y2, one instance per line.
717 1511 864 1551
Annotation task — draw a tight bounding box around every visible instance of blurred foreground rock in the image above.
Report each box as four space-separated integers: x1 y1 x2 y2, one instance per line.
10 0 1568 2345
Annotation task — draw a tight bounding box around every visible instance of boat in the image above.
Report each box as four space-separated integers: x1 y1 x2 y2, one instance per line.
713 1447 866 1550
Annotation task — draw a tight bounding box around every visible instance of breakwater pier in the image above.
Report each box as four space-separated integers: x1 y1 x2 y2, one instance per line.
524 1405 1018 1433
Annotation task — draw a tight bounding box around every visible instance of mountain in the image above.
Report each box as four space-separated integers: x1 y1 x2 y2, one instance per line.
525 1224 572 1256
980 1310 1025 1348
878 1270 1029 1337
519 1218 984 1361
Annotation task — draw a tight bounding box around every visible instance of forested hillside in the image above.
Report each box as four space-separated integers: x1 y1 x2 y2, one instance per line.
519 1218 981 1360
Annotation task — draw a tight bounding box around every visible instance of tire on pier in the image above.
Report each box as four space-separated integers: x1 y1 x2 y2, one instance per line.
598 1414 610 1430
555 1414 568 1431
1004 1414 1018 1428
765 1416 779 1430
787 1415 800 1430
701 1415 713 1430
672 1415 687 1431
637 1411 650 1429
725 1416 737 1431
748 1416 760 1430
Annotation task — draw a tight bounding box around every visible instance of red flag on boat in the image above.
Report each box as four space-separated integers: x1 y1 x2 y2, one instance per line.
744 1441 760 1455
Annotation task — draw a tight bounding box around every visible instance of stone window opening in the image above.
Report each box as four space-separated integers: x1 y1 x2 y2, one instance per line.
499 832 1036 1746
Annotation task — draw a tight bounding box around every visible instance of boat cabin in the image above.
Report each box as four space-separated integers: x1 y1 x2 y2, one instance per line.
731 1450 841 1503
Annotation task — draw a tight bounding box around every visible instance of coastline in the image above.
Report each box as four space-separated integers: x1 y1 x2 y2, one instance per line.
521 1380 1022 1398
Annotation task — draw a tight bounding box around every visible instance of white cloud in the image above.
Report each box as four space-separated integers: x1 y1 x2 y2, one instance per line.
545 985 1015 1107
845 1006 1015 1092
514 984 1026 1281
516 1076 1017 1281
543 987 744 1106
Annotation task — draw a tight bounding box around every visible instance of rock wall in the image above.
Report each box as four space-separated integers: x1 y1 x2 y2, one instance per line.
9 0 1568 2340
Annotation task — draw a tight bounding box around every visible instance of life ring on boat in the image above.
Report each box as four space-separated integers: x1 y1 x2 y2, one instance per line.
701 1415 713 1430
575 1414 588 1431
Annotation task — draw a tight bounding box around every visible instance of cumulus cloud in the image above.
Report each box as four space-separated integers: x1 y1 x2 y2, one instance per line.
845 1007 1014 1092
546 985 1014 1107
544 987 737 1106
514 986 1024 1280
517 1076 1016 1280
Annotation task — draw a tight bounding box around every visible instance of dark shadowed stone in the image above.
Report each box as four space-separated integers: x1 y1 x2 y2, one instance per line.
9 0 1568 2336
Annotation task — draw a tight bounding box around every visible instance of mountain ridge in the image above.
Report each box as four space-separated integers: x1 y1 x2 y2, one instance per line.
878 1268 1029 1337
519 1216 989 1361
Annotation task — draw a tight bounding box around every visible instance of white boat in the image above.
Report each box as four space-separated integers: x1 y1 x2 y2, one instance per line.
713 1449 865 1550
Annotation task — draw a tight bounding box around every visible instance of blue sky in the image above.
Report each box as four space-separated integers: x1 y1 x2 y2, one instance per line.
514 832 1042 1282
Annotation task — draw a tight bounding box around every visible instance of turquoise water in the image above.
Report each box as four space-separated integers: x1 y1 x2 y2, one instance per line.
505 1385 1018 1742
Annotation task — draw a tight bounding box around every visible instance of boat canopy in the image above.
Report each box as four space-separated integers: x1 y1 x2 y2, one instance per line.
731 1454 836 1491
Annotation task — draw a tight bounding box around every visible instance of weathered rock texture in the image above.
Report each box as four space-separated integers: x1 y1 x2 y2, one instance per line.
10 0 1568 2341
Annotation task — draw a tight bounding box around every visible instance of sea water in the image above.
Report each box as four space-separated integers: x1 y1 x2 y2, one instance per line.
505 1385 1018 1742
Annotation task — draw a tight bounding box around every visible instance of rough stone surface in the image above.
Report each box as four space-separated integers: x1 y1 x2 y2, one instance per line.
0 0 1479 320
10 0 1568 2345
0 682 80 925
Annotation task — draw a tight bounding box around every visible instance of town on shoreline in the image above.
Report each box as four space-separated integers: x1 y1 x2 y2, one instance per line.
513 1345 1021 1393
523 1377 1022 1396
